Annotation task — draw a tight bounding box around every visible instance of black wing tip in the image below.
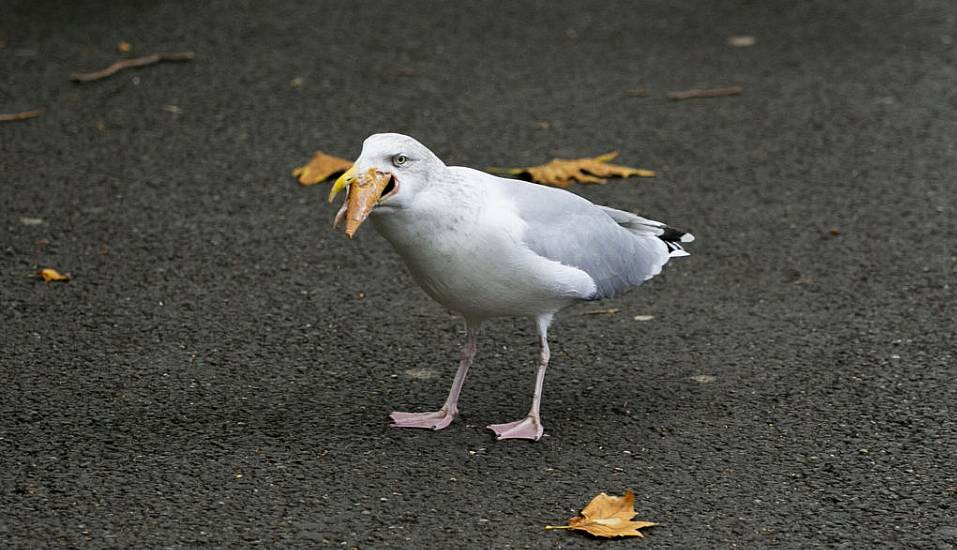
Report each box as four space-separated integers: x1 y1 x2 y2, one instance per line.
659 226 692 243
660 226 694 252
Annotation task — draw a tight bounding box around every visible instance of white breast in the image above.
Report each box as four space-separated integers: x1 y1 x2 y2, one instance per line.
370 183 595 320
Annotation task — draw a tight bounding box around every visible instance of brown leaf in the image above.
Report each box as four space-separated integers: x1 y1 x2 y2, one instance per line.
546 490 656 538
37 268 71 282
489 152 655 188
117 41 132 54
292 151 353 186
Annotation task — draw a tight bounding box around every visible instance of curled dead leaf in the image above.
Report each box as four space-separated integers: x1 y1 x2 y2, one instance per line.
339 168 392 237
37 268 71 282
545 490 656 538
293 151 354 186
488 152 655 188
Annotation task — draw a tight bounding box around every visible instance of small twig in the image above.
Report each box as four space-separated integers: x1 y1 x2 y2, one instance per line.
581 308 620 316
70 51 194 82
0 109 43 122
668 86 743 100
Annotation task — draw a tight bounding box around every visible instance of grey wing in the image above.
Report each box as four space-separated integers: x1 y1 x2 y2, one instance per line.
500 177 694 300
597 206 695 257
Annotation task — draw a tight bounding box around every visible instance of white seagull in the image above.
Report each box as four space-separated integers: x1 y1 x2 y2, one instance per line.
328 133 694 441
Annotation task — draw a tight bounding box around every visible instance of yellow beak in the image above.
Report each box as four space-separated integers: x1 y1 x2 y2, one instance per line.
330 167 393 238
328 166 355 203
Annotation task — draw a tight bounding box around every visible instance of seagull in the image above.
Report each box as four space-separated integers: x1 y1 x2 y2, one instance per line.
328 133 694 441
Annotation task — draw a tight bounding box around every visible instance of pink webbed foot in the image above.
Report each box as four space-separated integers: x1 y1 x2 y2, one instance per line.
389 409 456 430
487 415 543 441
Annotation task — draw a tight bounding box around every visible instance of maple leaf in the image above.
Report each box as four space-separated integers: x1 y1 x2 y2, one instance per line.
292 151 353 186
37 268 71 282
545 490 656 538
489 152 655 188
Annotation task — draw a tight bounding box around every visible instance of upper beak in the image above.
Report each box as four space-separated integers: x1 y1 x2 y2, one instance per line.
330 166 393 238
328 166 355 204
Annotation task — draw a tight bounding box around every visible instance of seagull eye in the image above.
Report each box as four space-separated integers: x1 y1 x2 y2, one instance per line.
392 154 409 167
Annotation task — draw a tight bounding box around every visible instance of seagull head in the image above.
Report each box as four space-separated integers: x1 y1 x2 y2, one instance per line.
329 133 444 237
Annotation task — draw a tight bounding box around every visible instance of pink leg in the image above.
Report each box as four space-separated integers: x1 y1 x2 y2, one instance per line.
488 315 552 441
390 323 479 430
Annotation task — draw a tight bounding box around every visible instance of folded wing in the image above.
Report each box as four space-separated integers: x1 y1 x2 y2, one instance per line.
497 175 693 300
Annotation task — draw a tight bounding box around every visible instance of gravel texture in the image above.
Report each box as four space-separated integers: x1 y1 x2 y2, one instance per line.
2 1 955 548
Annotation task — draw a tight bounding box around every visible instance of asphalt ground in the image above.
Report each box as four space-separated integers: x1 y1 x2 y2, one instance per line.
2 1 956 548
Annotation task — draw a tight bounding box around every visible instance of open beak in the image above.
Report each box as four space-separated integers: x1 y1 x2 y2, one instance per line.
329 166 395 238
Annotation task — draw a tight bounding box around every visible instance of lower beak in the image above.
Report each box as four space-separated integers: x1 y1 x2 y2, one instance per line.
330 167 393 238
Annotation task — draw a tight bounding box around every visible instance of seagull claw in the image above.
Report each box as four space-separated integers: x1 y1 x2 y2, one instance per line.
487 415 543 441
389 409 456 430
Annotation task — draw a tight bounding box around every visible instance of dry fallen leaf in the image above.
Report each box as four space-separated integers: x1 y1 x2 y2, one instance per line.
37 268 71 282
293 151 353 186
117 41 132 54
546 490 656 538
489 152 655 188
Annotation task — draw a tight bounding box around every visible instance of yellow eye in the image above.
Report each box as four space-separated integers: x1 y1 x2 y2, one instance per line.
392 154 408 167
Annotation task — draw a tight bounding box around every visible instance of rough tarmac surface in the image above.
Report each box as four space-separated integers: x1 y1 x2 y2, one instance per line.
2 1 956 548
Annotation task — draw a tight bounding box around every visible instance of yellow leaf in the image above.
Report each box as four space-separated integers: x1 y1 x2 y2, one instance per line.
489 152 655 188
292 151 353 186
117 41 132 54
545 490 656 538
37 268 71 282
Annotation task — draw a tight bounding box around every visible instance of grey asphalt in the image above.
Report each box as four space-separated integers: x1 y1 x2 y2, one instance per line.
2 1 956 548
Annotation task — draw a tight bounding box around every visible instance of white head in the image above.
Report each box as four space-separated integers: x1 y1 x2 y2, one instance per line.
329 133 445 236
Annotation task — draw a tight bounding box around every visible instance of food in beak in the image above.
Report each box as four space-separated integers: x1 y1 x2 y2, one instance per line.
331 167 394 237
